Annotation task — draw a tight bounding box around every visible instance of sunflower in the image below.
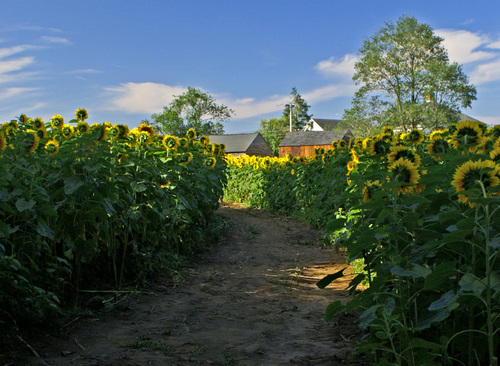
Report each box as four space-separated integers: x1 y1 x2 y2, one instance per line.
405 129 425 145
347 160 357 172
490 147 500 163
4 125 16 139
354 138 363 149
362 180 382 202
0 132 6 150
162 135 178 150
179 152 194 164
117 124 129 138
137 122 154 136
25 130 40 152
75 108 88 121
18 114 28 125
45 139 60 156
487 125 500 139
205 142 215 154
107 125 120 139
429 129 447 141
370 139 391 156
388 145 421 166
186 128 197 140
315 147 325 155
51 115 64 130
382 126 394 136
61 124 74 139
91 123 108 141
450 121 484 149
451 159 500 207
351 149 360 164
474 136 495 155
199 135 210 146
76 121 90 135
204 156 217 168
387 158 421 195
35 126 47 139
32 117 44 130
137 131 151 145
178 137 188 148
427 137 450 157
362 137 374 150
338 139 347 149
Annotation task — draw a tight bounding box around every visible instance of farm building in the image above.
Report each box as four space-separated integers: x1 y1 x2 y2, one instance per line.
279 130 354 158
303 118 343 131
208 133 273 157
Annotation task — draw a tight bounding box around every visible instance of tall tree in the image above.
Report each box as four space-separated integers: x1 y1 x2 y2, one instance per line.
151 87 234 136
282 87 312 131
342 15 477 134
256 117 289 156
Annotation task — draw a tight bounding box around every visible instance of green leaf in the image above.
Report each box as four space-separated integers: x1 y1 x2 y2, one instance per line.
64 177 84 195
409 337 442 351
417 308 452 330
347 273 365 294
15 198 36 212
325 300 345 321
391 264 431 278
316 268 346 289
131 181 147 192
375 208 392 225
424 261 457 291
428 290 457 311
325 218 346 232
488 237 500 249
359 305 379 328
36 222 54 240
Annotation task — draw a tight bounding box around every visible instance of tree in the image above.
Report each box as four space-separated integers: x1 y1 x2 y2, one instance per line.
151 87 234 136
256 117 289 156
282 87 312 130
342 15 477 135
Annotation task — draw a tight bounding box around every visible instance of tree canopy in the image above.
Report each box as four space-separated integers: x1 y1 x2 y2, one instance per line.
342 15 477 137
151 87 234 136
256 117 289 156
282 87 312 131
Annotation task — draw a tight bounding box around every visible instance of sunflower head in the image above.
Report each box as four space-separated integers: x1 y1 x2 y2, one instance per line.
451 159 500 207
179 152 194 164
45 139 60 156
186 128 197 140
32 117 44 130
107 125 120 139
427 137 450 158
338 139 347 149
362 180 382 202
75 108 88 121
50 115 64 129
362 137 374 150
35 127 47 139
382 126 394 136
117 124 129 138
23 130 40 152
429 129 447 141
487 125 500 139
199 135 210 146
204 156 217 168
18 114 28 126
178 137 188 148
489 147 500 163
137 122 154 136
61 124 74 139
90 123 108 141
370 139 391 156
162 135 178 150
405 129 425 145
387 158 421 195
388 145 421 166
0 132 6 151
451 121 484 149
76 121 90 135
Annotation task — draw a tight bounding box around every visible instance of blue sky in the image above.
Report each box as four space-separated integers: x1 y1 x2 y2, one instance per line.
1 1 499 133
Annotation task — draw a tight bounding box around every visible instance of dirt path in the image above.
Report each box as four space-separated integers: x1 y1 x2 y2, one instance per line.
9 203 365 366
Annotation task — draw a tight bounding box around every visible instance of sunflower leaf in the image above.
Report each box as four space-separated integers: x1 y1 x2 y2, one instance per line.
15 198 36 212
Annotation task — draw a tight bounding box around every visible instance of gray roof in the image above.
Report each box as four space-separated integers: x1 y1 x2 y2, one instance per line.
460 113 483 123
311 118 342 130
279 131 349 147
208 133 259 153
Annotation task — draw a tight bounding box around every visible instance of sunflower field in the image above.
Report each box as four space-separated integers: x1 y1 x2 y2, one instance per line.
224 122 500 365
0 110 226 332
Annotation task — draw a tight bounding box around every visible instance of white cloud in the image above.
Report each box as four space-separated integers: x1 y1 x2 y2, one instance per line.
435 29 496 64
41 36 72 45
102 82 187 113
225 94 290 119
0 45 39 59
303 84 357 103
470 59 500 84
315 54 358 78
0 87 40 100
0 56 35 75
66 68 102 74
487 41 500 49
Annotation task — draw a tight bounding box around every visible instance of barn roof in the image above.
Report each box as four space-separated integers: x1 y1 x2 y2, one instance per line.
311 118 342 130
279 131 348 147
208 133 260 153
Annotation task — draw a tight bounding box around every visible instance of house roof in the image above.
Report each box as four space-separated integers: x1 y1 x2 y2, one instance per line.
279 131 348 147
311 118 342 130
208 133 260 153
460 113 483 124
